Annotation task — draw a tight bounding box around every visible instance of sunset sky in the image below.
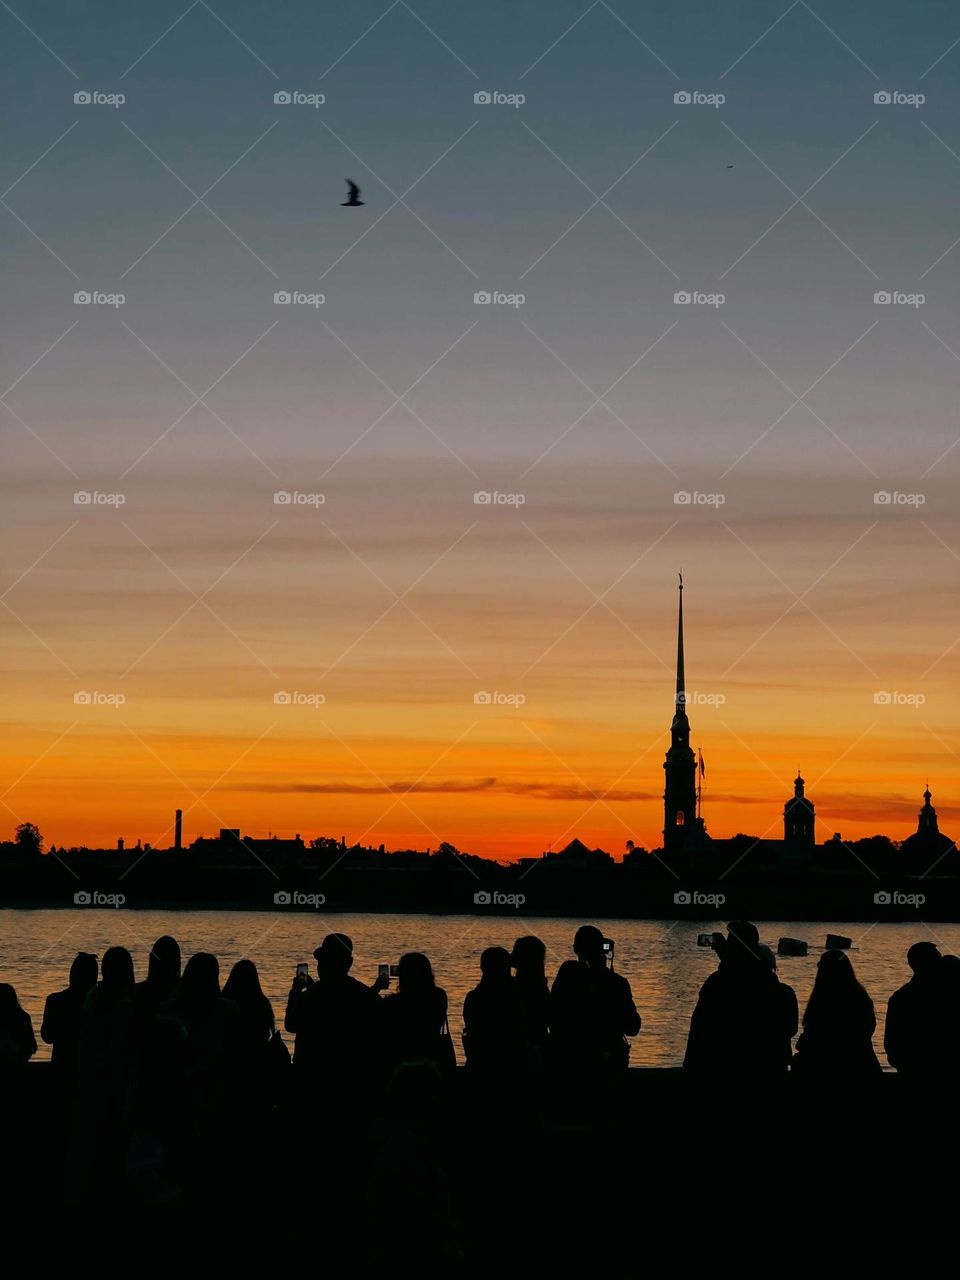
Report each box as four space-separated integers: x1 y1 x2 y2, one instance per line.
2 0 958 857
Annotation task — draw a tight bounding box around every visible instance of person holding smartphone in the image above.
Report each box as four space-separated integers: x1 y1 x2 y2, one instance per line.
378 952 452 1079
283 933 383 1103
549 925 641 1078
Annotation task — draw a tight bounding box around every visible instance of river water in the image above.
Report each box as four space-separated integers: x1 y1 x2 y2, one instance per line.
3 909 955 1065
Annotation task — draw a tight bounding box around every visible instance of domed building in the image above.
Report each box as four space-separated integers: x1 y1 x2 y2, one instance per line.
900 785 956 870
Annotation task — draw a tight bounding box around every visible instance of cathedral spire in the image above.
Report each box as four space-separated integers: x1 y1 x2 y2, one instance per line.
676 572 686 717
664 574 697 849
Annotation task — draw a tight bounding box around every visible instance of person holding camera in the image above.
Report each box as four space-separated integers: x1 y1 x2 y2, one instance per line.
548 925 641 1078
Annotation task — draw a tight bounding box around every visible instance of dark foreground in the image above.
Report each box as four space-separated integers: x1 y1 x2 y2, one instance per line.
3 1064 953 1270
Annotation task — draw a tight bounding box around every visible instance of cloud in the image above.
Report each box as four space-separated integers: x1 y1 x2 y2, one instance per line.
224 777 662 803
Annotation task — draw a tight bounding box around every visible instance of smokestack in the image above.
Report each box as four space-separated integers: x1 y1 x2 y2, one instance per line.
175 808 183 850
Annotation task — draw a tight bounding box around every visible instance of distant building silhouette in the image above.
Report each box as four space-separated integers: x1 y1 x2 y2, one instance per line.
539 838 613 868
784 773 816 846
901 784 955 867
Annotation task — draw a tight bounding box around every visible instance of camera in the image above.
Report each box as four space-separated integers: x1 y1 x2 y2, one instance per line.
378 963 400 979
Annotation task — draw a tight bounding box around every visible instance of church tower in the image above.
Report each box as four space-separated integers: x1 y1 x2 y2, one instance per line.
663 575 697 849
784 772 816 846
917 784 940 836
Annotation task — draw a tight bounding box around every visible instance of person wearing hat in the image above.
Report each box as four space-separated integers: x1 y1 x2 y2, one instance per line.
284 933 383 1098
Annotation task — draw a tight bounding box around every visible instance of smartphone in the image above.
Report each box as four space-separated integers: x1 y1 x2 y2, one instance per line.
602 939 614 957
295 962 309 981
378 963 390 981
389 963 400 978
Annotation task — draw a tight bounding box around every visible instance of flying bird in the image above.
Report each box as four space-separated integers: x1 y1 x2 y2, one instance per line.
341 179 364 207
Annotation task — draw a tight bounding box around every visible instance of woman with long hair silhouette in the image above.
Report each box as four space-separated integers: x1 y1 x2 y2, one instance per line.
793 949 881 1076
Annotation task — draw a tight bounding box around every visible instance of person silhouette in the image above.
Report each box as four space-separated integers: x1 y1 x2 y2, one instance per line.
365 1060 460 1265
793 950 880 1076
379 952 452 1079
938 954 960 1065
134 936 181 1022
41 951 98 1083
161 952 242 1104
884 941 947 1077
684 921 796 1077
223 958 275 1043
549 926 641 1077
0 982 38 1212
0 982 37 1070
462 946 525 1076
70 946 137 1193
79 945 136 1067
223 957 288 1097
217 958 283 1187
284 933 382 1096
511 935 550 1069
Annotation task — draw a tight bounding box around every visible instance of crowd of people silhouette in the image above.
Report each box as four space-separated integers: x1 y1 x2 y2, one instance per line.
0 920 956 1251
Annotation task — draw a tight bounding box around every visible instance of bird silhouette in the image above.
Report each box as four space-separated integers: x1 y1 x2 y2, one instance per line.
341 179 365 207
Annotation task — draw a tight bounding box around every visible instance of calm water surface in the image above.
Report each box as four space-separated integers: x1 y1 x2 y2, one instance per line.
3 910 956 1066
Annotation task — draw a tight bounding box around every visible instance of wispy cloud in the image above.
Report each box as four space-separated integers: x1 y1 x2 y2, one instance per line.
224 777 662 802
